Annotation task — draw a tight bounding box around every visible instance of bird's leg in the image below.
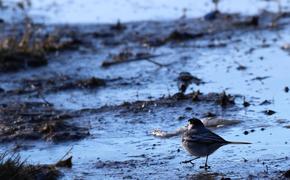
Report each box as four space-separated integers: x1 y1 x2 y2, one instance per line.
199 155 211 169
205 155 211 169
212 0 219 12
181 157 200 165
271 0 282 26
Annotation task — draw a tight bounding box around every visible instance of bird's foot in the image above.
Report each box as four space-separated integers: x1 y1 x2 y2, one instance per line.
199 165 211 169
180 160 195 166
181 160 195 165
181 157 200 165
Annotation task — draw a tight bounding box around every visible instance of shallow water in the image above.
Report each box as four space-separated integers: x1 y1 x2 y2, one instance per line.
0 1 290 179
2 0 290 24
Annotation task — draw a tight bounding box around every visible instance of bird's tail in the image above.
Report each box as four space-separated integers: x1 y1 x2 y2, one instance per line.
228 141 251 144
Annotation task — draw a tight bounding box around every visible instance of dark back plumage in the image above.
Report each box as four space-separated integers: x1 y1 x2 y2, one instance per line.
183 118 228 144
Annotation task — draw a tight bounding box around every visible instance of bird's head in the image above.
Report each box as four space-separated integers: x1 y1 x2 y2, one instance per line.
187 118 204 130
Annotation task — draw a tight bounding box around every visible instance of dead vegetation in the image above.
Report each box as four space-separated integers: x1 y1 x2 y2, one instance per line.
0 152 60 180
0 21 83 73
101 48 169 67
0 30 48 72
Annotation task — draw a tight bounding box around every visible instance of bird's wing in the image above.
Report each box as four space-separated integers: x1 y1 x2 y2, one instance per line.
183 130 227 144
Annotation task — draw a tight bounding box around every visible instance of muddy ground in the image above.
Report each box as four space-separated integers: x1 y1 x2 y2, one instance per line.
0 8 290 180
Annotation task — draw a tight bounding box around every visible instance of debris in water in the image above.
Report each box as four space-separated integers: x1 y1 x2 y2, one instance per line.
251 76 270 81
216 91 235 107
243 98 250 107
260 100 272 105
237 64 247 71
110 20 126 31
284 125 290 129
243 131 249 135
262 110 276 116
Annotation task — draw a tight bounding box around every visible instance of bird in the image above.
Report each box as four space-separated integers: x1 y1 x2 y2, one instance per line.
181 118 251 169
177 72 203 94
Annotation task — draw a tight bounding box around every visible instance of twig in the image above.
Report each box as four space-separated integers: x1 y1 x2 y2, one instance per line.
37 90 53 107
144 58 166 67
101 53 171 67
58 146 73 162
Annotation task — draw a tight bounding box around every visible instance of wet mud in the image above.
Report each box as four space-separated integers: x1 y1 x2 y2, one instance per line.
0 7 290 180
0 102 89 142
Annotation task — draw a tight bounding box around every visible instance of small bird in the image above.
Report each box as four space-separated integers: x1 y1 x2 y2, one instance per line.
177 71 204 94
182 118 251 169
177 72 194 94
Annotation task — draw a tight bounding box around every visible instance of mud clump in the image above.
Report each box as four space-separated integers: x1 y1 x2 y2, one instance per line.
39 121 89 142
0 152 60 180
166 30 205 42
100 91 238 114
55 156 73 168
283 169 290 178
79 77 106 88
58 77 106 90
262 109 276 116
0 102 89 143
110 20 127 31
215 91 235 107
243 100 250 107
260 100 271 105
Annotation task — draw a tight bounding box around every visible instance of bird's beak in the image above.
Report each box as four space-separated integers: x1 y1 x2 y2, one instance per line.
188 119 194 125
188 123 194 130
